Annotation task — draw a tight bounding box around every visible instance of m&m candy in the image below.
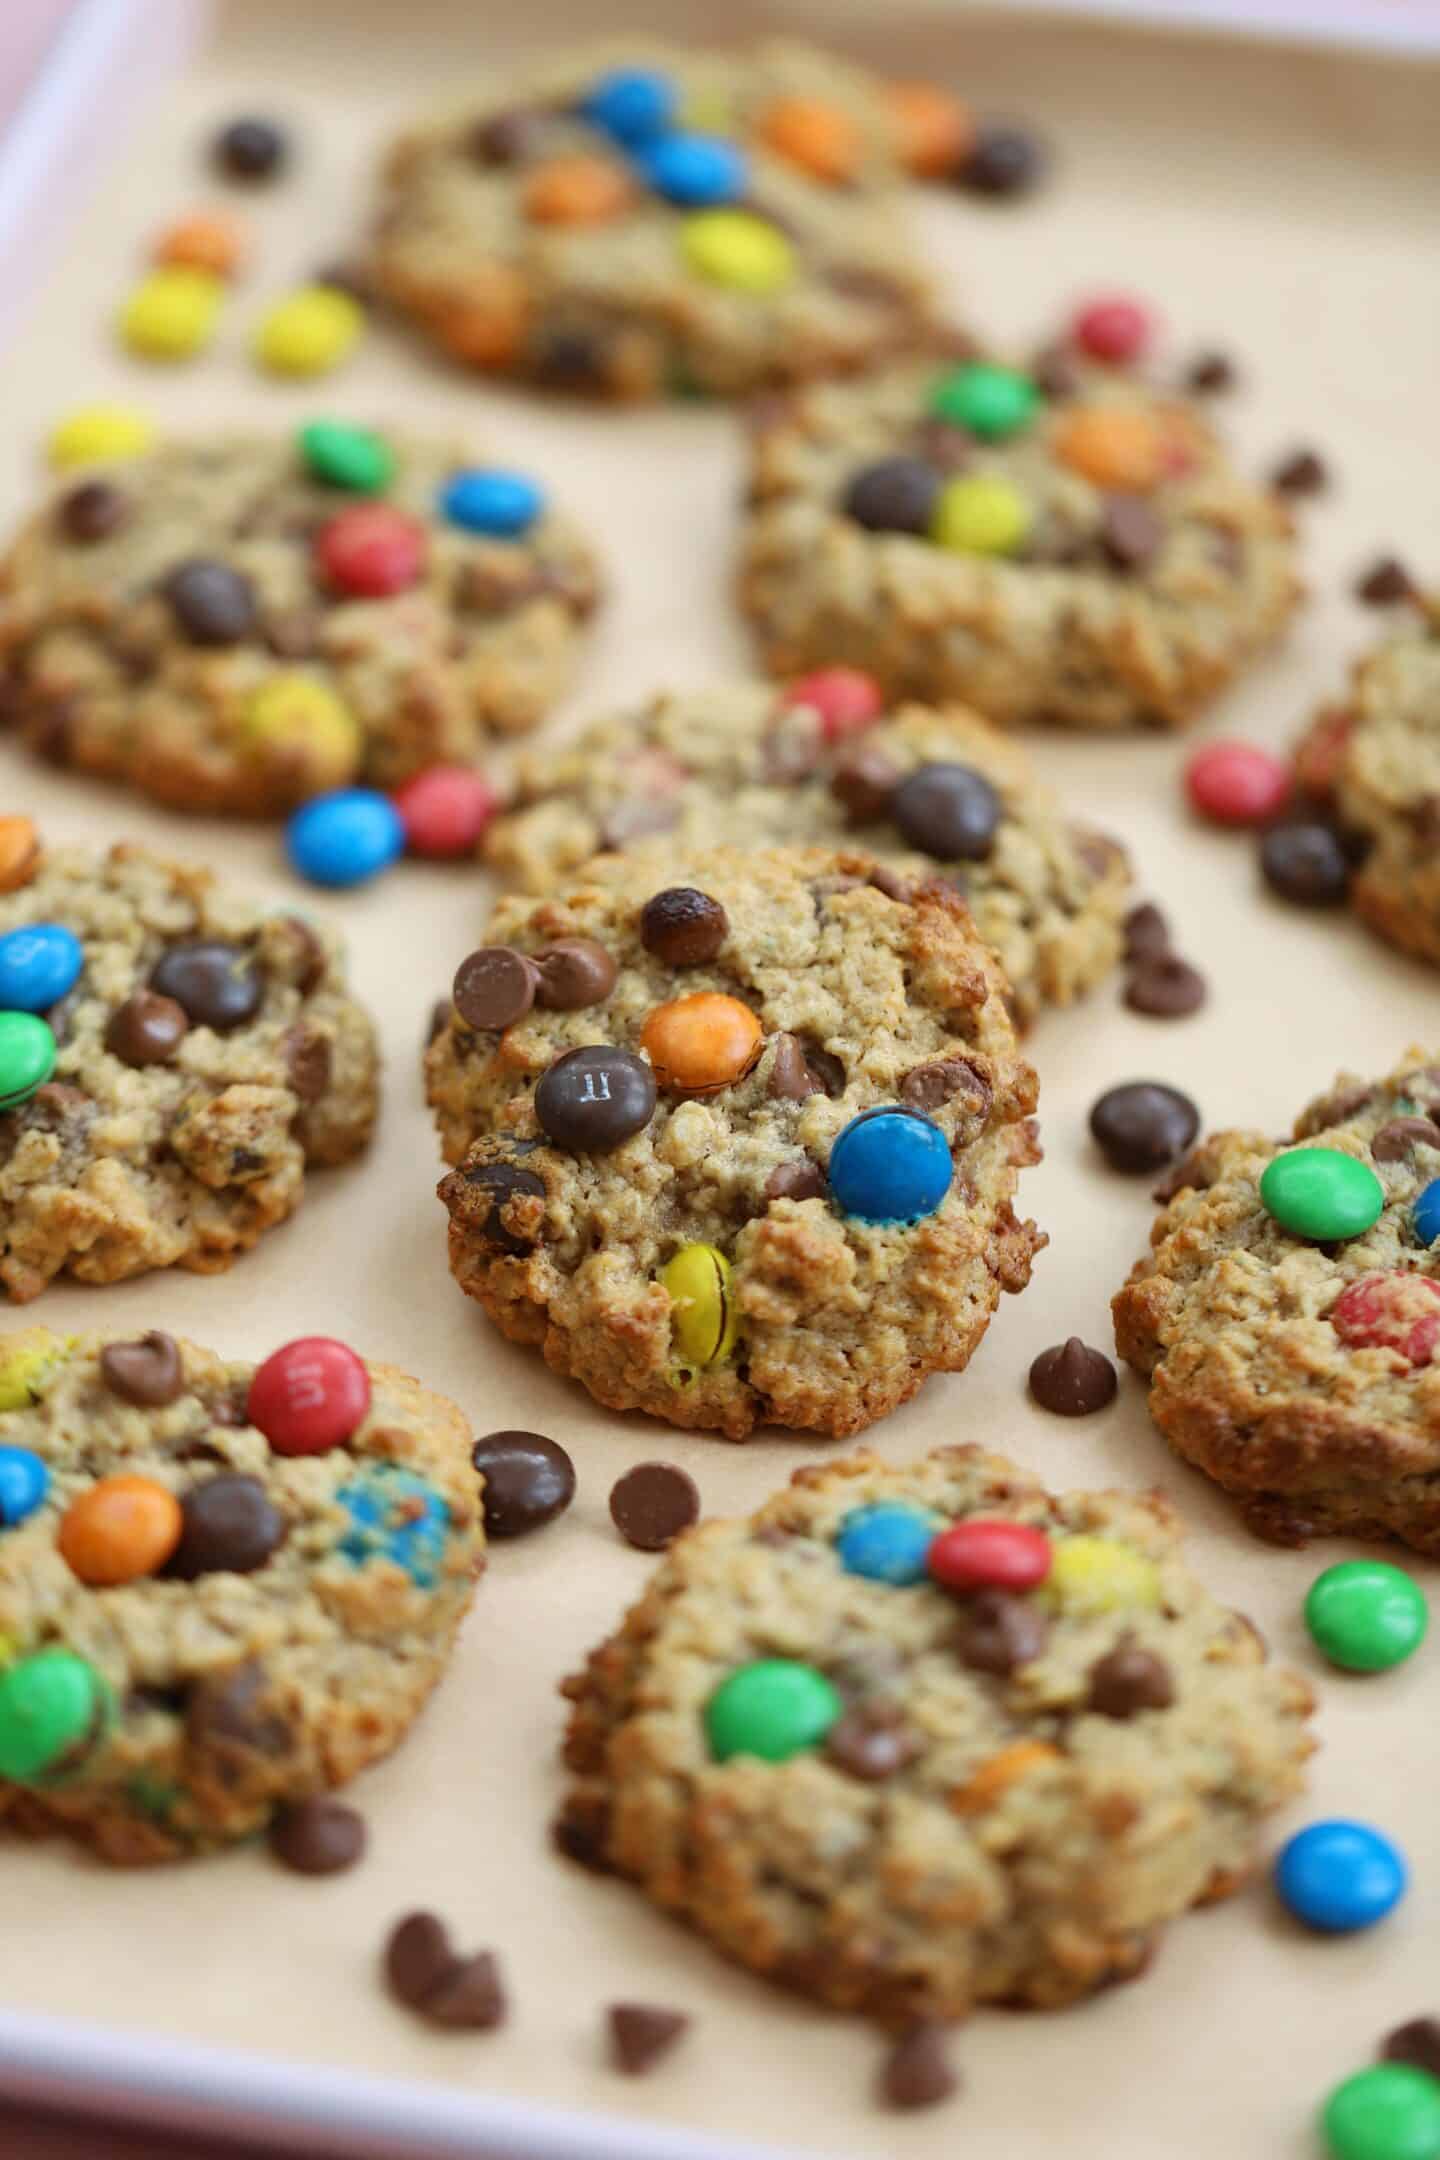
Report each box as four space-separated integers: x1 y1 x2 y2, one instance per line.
1304 1561 1428 1673
0 818 39 894
1275 1819 1406 1933
120 268 223 359
523 156 635 227
927 1518 1051 1593
705 1658 842 1763
1321 2064 1440 2160
247 1336 371 1456
757 97 861 185
299 419 394 495
245 677 359 790
680 210 794 293
785 668 884 741
581 67 678 147
440 468 545 539
1185 741 1291 827
930 474 1031 556
153 210 246 279
58 1475 183 1586
1329 1274 1440 1366
0 1445 49 1527
255 286 363 377
286 790 405 888
536 1046 657 1152
47 403 156 471
641 994 763 1094
0 924 83 1012
1414 1179 1440 1249
929 362 1038 441
315 505 427 597
1071 295 1153 366
338 1466 449 1587
639 134 748 208
660 1243 737 1369
828 1109 952 1226
1045 1536 1160 1613
1053 406 1166 492
1260 1149 1384 1242
392 766 498 857
0 1013 57 1111
0 1330 65 1412
0 1649 110 1783
838 1502 937 1585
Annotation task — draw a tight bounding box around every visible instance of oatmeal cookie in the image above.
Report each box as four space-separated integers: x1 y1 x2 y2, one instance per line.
485 679 1130 1023
0 1326 483 1862
740 353 1301 730
557 1444 1313 2022
0 425 600 815
0 837 378 1300
369 40 941 402
430 846 1043 1440
1114 1049 1440 1551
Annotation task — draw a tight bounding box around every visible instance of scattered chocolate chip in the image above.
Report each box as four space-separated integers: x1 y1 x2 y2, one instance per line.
1355 554 1415 605
269 1796 366 1875
892 762 1001 861
1185 351 1236 394
830 748 899 822
825 1701 921 1782
1100 495 1163 571
552 1809 611 1873
1028 1337 1118 1416
104 990 188 1067
452 946 538 1032
100 1331 184 1408
600 798 681 850
283 1025 331 1102
1089 1081 1200 1173
471 1430 576 1538
57 480 129 544
386 1912 456 2006
1124 954 1207 1018
1373 1117 1440 1162
469 107 545 164
531 938 618 1010
166 1474 285 1579
640 887 728 967
954 1588 1049 1675
1269 449 1328 497
609 1462 700 1552
422 1951 507 2029
959 120 1045 197
609 2003 691 2076
213 115 288 181
842 456 942 535
1259 821 1351 906
164 559 258 645
900 1056 992 1122
446 1157 548 1253
881 2024 958 2111
150 940 263 1033
763 1159 827 1204
1031 343 1082 401
1123 902 1172 963
1382 2018 1440 2079
1088 1638 1175 1717
535 1046 656 1152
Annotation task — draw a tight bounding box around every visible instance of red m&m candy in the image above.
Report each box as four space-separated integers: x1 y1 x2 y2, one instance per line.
247 1337 371 1456
1331 1274 1440 1368
1184 740 1291 827
786 667 884 743
1072 295 1153 367
392 765 499 857
928 1518 1052 1593
315 505 427 598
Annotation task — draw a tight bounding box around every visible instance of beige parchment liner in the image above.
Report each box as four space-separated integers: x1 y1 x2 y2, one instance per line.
0 0 1437 2153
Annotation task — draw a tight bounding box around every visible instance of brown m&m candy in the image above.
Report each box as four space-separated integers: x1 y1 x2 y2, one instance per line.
640 993 762 1094
640 888 728 967
471 1430 576 1538
57 480 130 543
535 1045 657 1151
165 558 258 645
452 946 537 1031
890 762 1001 860
105 991 188 1067
150 940 263 1032
166 1474 286 1579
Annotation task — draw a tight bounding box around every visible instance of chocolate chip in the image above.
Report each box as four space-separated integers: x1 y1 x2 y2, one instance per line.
265 607 323 659
959 120 1045 196
283 1025 331 1102
166 1475 285 1579
164 559 258 645
825 1701 921 1781
1373 1117 1440 1162
150 940 263 1032
1089 1081 1200 1173
1101 495 1163 571
104 990 188 1067
1071 827 1125 881
213 115 287 180
425 1954 507 2030
469 108 545 164
609 2004 691 2075
1302 1083 1374 1132
1123 902 1172 963
1270 449 1328 497
830 748 899 822
640 887 728 967
767 1034 820 1101
269 1796 366 1875
1028 1337 1118 1416
868 865 914 902
58 480 129 543
1185 351 1236 394
1382 2018 1440 2079
1355 555 1415 605
1088 1638 1175 1717
272 915 326 996
609 1462 700 1552
763 1160 827 1204
900 1056 991 1122
842 456 942 535
532 327 611 390
446 1158 547 1253
1124 954 1207 1018
310 261 373 308
452 947 538 1032
954 1588 1049 1675
1259 821 1351 906
891 762 1001 861
384 1914 505 2028
185 1660 290 1760
531 939 618 1010
535 1046 656 1152
912 417 976 472
600 798 681 850
1031 343 1082 400
471 1430 576 1538
427 997 452 1047
881 2024 958 2111
100 1331 184 1408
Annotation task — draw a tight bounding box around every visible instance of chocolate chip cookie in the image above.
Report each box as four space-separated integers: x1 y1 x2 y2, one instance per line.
557 1444 1313 2021
485 680 1131 1023
740 353 1301 730
0 836 378 1299
0 1326 483 1861
430 847 1043 1439
1114 1050 1440 1552
369 40 940 401
0 425 600 815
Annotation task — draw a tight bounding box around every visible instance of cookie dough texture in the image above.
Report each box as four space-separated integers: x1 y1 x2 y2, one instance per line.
0 433 600 814
740 359 1301 730
558 1445 1313 2022
431 847 1044 1439
370 40 939 401
1114 1050 1440 1552
0 843 378 1300
486 684 1131 1023
0 1330 483 1861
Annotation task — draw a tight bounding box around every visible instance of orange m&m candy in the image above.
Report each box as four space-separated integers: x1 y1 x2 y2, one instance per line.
1052 406 1166 492
640 993 763 1095
440 265 530 369
58 1474 182 1586
154 211 246 279
757 97 862 185
523 156 636 227
883 81 974 178
0 818 40 895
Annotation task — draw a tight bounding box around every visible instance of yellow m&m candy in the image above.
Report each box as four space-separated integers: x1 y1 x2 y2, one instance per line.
254 287 364 378
243 676 360 790
47 404 156 471
1044 1536 1161 1615
661 1244 738 1370
681 211 794 295
119 268 224 360
931 474 1031 557
0 1328 68 1413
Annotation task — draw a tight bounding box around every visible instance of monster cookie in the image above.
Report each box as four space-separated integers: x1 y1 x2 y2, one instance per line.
369 41 941 401
430 847 1042 1438
486 680 1130 1024
557 1445 1314 2021
1114 1049 1440 1553
0 424 600 815
0 1327 483 1861
740 352 1301 730
0 837 378 1299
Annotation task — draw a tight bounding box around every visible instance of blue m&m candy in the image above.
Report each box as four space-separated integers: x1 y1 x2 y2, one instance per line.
0 924 82 1013
440 468 545 540
639 134 748 207
1413 1178 1440 1248
836 1502 936 1584
581 67 678 147
338 1466 449 1587
1274 1819 1407 1933
828 1109 953 1227
285 789 405 888
0 1446 49 1527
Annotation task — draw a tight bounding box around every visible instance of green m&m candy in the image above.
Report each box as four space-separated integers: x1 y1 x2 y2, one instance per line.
705 1658 841 1763
1305 1561 1428 1673
0 1648 110 1783
0 1011 55 1111
1322 2063 1440 2160
299 419 394 495
928 362 1039 441
1259 1147 1384 1242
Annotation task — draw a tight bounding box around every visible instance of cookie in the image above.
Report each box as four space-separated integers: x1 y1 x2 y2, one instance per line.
0 425 600 815
1114 1049 1440 1552
740 353 1301 730
0 1326 483 1861
430 846 1043 1439
557 1444 1314 2022
0 838 378 1300
485 680 1131 1024
369 40 941 402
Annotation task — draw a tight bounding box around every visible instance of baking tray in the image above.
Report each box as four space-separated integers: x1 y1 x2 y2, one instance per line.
0 1 1437 2154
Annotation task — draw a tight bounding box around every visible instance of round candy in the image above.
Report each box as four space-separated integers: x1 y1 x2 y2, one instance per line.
315 504 427 597
58 1475 182 1586
254 287 363 377
337 1466 448 1586
581 67 678 146
758 97 861 185
680 209 794 294
299 419 394 495
1321 2065 1440 2160
828 1108 952 1226
523 155 635 227
392 766 498 857
166 558 256 645
639 134 748 208
640 993 763 1094
838 1502 938 1585
247 1336 371 1456
0 1331 65 1412
1330 1274 1440 1366
244 676 360 790
165 1474 285 1579
1045 1535 1161 1614
786 667 884 741
930 474 1031 556
0 817 39 893
660 1243 737 1369
440 467 545 539
471 1430 576 1539
0 1012 56 1111
0 924 83 1013
1072 295 1153 366
47 403 156 471
1185 740 1291 827
1260 1149 1385 1242
843 457 942 536
149 940 260 1033
1053 406 1165 492
929 362 1039 441
535 1045 657 1152
0 1445 49 1527
704 1658 842 1763
213 115 287 182
1275 1819 1406 1933
1414 1179 1440 1249
286 790 405 889
891 762 1002 860
884 80 975 178
928 1517 1052 1593
154 210 246 278
0 1649 109 1783
119 267 223 360
1305 1560 1428 1673
1260 821 1352 906
961 122 1047 197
